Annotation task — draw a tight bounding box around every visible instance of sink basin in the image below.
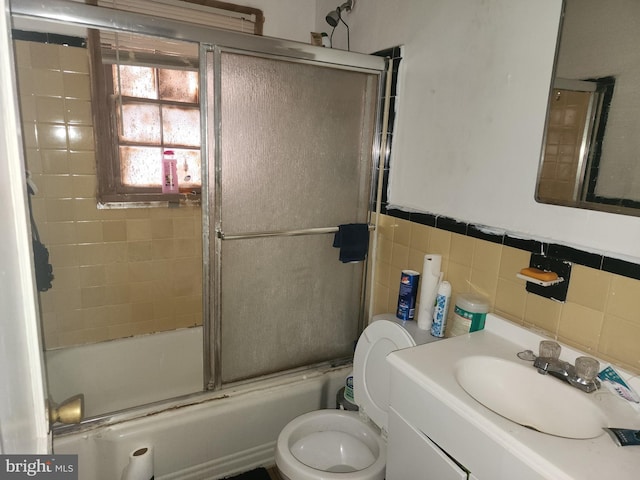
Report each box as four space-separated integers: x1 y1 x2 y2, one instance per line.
455 355 608 439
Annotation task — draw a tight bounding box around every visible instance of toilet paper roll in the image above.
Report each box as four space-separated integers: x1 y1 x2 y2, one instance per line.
121 446 154 480
417 254 442 330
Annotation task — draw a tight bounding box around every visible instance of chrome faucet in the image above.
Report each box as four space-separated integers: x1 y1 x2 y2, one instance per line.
519 341 601 393
533 356 600 393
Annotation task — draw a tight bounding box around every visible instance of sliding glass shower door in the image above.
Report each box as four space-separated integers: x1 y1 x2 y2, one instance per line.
207 50 380 385
11 0 385 429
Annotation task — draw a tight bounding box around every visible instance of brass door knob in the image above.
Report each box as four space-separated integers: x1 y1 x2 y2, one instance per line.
48 394 84 426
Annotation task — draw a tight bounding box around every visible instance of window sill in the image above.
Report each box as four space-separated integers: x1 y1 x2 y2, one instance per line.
97 194 201 209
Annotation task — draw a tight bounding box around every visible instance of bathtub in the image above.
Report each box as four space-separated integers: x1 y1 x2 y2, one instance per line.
46 327 204 417
53 366 349 479
47 325 350 478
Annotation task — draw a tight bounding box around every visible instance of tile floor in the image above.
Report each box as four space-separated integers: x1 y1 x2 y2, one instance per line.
266 466 283 479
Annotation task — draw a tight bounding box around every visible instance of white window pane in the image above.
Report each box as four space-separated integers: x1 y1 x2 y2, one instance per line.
119 103 161 144
173 148 201 188
110 63 201 191
120 146 162 187
120 146 199 189
113 65 158 99
162 106 201 147
159 69 199 103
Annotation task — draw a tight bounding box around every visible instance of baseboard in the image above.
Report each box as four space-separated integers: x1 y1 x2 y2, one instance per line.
159 441 276 480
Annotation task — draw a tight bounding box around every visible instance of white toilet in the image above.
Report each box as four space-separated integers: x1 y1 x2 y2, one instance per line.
275 313 437 480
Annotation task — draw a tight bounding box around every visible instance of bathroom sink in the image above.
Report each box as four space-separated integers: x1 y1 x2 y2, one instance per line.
454 355 608 439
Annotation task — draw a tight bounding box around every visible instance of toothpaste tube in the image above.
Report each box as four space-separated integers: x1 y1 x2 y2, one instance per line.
603 428 640 447
598 366 640 411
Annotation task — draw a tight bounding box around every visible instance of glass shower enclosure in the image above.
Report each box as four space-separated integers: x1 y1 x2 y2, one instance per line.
207 49 379 385
11 0 386 428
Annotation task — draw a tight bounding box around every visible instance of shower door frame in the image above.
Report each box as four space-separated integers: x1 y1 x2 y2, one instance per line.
204 46 383 389
11 0 387 432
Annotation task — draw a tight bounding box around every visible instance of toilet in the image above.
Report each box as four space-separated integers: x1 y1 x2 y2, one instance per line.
275 313 437 480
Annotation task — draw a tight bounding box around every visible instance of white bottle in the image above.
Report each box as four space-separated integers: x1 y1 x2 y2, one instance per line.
344 370 354 403
431 281 451 338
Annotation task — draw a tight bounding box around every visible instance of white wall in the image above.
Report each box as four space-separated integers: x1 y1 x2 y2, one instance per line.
315 0 640 264
246 0 317 43
0 0 49 453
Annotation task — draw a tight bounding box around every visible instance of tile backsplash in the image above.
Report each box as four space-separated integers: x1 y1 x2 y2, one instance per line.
372 213 640 374
15 39 203 350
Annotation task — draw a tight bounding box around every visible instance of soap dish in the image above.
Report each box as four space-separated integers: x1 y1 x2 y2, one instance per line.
516 273 564 287
522 254 571 302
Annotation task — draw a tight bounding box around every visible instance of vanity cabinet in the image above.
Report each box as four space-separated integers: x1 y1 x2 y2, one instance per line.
387 407 477 480
386 348 545 480
385 314 640 479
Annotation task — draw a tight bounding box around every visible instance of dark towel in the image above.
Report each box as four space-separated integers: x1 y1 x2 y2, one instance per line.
27 181 54 291
333 223 370 263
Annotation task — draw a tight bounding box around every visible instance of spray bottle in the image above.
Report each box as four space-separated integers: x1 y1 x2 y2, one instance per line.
431 281 451 338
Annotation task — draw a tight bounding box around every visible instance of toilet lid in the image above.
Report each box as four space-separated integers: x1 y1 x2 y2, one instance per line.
353 319 416 431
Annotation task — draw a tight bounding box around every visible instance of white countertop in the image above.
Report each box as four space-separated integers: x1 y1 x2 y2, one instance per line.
387 313 640 480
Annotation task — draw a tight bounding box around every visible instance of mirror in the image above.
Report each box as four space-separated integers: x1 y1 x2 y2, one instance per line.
536 0 640 216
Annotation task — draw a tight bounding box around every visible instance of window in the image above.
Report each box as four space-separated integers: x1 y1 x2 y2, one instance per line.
89 0 264 205
111 63 201 192
90 31 202 204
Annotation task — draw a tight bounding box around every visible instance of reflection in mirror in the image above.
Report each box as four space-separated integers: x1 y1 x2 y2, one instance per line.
537 76 614 205
536 0 640 215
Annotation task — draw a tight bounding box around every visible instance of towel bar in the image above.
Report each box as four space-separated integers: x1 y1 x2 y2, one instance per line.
217 224 375 241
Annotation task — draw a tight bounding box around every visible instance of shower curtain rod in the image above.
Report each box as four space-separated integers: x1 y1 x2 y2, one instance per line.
217 224 375 241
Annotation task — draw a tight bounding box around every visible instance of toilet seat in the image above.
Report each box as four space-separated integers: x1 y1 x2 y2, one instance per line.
276 318 418 480
353 319 416 431
275 409 386 480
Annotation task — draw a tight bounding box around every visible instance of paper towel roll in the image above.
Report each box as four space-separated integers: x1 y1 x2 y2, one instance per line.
417 254 442 330
121 446 154 480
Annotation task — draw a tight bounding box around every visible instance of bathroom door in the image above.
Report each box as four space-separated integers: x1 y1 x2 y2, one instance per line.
206 48 380 384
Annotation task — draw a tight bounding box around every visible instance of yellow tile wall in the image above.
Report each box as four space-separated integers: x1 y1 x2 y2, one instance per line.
15 40 203 349
373 214 640 375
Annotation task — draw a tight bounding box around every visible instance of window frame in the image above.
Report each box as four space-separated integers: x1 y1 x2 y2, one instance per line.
89 30 203 205
88 0 264 206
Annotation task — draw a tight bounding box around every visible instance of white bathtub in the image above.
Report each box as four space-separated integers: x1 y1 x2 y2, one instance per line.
46 327 204 417
53 366 349 480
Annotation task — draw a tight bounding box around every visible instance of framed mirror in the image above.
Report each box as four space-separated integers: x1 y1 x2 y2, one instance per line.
536 0 640 216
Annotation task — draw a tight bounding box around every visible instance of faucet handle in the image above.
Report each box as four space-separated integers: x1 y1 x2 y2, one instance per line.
517 349 537 361
539 340 561 359
575 356 600 382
